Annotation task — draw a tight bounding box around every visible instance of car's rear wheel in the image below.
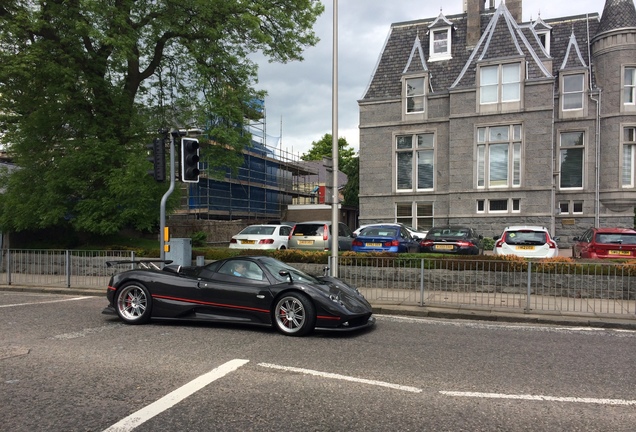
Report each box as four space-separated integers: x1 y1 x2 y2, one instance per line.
273 293 316 336
116 282 152 324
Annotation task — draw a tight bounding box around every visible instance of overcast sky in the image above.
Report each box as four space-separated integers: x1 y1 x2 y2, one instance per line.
253 0 606 157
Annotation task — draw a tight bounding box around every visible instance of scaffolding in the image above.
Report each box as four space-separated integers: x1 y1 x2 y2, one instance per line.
174 107 321 223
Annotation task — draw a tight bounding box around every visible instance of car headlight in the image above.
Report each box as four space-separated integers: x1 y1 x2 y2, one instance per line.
329 293 341 303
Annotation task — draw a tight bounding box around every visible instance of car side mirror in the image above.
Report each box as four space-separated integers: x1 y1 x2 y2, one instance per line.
572 236 580 241
493 235 500 240
553 236 560 242
279 270 293 283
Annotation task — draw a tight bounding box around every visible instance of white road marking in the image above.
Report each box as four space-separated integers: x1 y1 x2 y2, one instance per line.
260 362 636 407
439 391 636 406
258 362 422 393
103 359 249 432
0 297 92 308
376 314 636 335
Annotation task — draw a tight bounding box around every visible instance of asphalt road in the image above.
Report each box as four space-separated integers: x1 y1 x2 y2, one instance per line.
1 290 635 432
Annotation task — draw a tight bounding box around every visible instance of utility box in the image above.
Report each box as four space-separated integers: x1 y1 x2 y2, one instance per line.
166 238 192 267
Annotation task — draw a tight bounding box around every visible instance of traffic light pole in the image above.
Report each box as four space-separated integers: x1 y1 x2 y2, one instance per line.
159 130 180 261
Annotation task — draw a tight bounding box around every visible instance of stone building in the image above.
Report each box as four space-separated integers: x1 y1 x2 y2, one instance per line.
358 0 636 244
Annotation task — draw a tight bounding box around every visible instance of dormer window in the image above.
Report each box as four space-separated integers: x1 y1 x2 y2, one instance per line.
428 12 453 62
429 28 452 61
537 30 550 54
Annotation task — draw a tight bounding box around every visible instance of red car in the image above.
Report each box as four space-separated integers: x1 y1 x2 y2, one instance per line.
572 227 636 259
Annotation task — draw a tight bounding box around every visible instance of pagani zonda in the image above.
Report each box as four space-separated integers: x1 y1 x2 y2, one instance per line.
103 256 375 336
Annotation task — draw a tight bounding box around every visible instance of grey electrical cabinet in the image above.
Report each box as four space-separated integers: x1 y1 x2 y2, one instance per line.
166 238 192 267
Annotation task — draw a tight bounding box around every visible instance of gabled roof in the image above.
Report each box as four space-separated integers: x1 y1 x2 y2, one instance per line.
428 10 454 29
402 35 428 75
560 32 588 70
451 2 551 89
532 14 553 32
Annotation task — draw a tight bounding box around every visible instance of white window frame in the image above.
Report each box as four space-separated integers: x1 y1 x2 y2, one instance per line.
562 73 584 111
396 202 434 231
476 125 522 189
395 133 435 192
624 67 636 106
537 31 551 55
559 131 584 190
622 126 636 188
475 198 520 214
429 28 452 61
479 63 521 105
405 77 426 114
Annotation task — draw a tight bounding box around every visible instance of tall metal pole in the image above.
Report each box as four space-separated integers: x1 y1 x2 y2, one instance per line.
159 130 178 260
331 0 339 277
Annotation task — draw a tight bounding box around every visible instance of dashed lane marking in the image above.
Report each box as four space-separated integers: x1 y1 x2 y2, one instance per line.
0 297 92 308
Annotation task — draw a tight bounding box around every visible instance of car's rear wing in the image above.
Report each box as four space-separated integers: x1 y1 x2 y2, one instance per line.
105 259 173 270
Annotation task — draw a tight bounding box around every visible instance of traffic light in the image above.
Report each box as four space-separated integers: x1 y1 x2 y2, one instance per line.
147 137 166 182
181 138 200 183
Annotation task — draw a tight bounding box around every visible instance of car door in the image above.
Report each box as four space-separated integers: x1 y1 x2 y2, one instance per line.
574 229 592 258
196 260 274 322
338 223 354 250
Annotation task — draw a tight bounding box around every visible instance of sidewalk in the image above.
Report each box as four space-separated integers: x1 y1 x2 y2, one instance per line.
3 283 636 331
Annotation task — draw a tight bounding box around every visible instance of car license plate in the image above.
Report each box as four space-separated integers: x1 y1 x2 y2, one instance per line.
298 240 314 245
241 240 256 244
609 250 631 256
366 243 382 247
435 244 454 250
516 246 535 250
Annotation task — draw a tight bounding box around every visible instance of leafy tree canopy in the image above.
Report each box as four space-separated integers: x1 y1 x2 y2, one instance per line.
0 0 323 235
301 133 356 174
300 133 358 207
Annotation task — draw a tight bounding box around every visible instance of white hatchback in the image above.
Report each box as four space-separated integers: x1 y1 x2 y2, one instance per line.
229 224 293 250
493 226 559 258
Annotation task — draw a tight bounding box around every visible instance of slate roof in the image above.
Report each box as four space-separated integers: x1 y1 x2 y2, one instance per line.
596 0 636 35
362 3 601 101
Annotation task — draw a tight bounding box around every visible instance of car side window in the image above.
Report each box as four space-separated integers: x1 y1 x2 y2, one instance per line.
339 223 352 237
280 226 291 236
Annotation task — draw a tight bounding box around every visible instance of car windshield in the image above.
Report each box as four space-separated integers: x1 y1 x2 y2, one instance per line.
595 233 636 245
504 231 547 245
240 226 276 235
258 257 321 284
360 227 398 237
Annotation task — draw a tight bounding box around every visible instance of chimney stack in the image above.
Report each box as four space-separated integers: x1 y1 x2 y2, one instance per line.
466 0 485 48
506 0 523 23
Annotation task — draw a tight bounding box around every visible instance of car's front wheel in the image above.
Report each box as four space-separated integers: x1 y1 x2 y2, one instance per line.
273 293 316 336
115 283 152 324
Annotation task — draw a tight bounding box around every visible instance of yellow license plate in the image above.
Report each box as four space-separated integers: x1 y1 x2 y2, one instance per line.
366 243 382 247
241 240 256 244
435 244 454 250
298 240 314 245
609 250 631 255
516 246 535 250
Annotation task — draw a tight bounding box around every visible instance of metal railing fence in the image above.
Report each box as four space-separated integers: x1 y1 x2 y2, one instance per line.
0 249 634 318
333 256 636 317
0 249 135 288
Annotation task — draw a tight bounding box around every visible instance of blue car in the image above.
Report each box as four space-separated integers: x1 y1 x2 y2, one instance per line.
352 224 420 253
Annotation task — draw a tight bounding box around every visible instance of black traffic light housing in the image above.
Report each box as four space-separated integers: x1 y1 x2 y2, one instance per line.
181 138 200 183
147 137 166 182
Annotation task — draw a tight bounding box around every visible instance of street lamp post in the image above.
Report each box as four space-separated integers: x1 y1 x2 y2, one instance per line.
331 0 339 277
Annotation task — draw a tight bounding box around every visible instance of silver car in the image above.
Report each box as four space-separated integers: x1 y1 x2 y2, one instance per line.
288 221 354 251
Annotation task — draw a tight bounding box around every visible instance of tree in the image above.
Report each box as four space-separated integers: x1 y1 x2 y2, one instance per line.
301 133 358 206
0 0 323 235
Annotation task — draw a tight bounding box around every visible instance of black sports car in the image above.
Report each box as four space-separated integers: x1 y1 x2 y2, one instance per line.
103 256 375 337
